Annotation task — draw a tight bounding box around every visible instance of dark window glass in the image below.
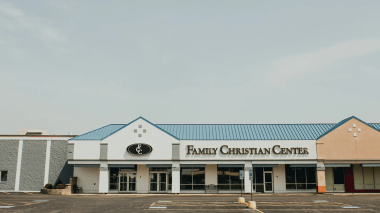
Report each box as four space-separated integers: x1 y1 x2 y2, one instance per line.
333 167 345 184
306 167 316 183
217 167 244 190
264 167 273 171
192 168 205 184
297 184 306 189
286 184 296 190
180 168 192 184
296 167 306 183
109 168 119 184
265 183 272 191
256 184 264 193
218 185 229 190
193 185 205 190
231 184 243 190
307 184 316 189
285 165 296 183
230 168 241 184
218 167 229 184
180 185 192 190
265 173 272 182
168 171 172 185
256 168 264 183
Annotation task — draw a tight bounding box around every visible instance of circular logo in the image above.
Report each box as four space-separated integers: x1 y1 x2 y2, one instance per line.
126 143 153 156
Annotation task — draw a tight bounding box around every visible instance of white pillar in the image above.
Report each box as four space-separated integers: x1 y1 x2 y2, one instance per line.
14 140 23 191
99 162 109 193
172 161 180 193
136 164 149 193
244 161 251 193
44 140 52 186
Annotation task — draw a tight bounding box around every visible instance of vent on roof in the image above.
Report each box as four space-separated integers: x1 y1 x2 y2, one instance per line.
17 129 48 135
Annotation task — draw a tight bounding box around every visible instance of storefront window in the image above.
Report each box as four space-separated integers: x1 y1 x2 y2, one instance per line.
217 167 244 190
109 166 137 191
180 167 205 190
109 168 119 190
286 165 316 190
149 167 172 191
353 165 380 190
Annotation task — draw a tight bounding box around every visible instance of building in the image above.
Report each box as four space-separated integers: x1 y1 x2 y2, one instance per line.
67 116 380 194
1 116 379 194
0 129 75 192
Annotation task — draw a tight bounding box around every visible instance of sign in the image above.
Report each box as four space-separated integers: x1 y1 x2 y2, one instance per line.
186 145 309 155
239 170 244 180
249 169 253 180
127 143 153 156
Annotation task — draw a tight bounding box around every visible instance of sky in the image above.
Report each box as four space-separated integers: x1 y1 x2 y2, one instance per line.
0 0 380 135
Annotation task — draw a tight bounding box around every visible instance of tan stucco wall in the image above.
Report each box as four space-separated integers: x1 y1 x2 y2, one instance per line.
317 118 380 160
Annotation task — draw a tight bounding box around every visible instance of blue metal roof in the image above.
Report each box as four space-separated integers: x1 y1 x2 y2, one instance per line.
70 124 127 141
71 116 380 141
156 124 334 140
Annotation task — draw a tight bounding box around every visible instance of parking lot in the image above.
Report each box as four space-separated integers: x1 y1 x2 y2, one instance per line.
0 193 379 212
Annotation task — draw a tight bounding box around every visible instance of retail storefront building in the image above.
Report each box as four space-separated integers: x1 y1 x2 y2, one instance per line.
1 116 379 194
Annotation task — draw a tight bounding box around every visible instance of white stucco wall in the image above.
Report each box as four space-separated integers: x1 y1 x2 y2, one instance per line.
74 167 99 193
71 140 100 160
273 164 286 193
136 164 149 193
103 119 179 161
205 164 217 185
180 140 317 161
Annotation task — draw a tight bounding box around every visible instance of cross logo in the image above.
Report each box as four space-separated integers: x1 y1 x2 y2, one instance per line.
348 124 361 137
134 125 146 137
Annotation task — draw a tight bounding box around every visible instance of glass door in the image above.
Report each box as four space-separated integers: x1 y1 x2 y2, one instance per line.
119 172 136 192
150 172 167 192
264 172 273 192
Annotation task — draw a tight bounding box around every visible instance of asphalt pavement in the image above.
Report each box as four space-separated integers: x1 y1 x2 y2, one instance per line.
0 192 379 212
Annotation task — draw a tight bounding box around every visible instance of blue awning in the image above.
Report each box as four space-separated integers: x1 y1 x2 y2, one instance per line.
325 164 350 167
218 164 244 168
289 164 317 168
362 164 380 167
146 164 172 168
109 164 135 168
252 164 278 167
74 164 99 167
180 164 206 168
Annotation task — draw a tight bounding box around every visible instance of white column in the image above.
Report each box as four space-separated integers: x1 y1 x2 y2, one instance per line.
44 140 52 185
273 164 286 193
14 140 23 191
244 161 251 193
99 162 109 193
172 161 180 193
136 164 149 193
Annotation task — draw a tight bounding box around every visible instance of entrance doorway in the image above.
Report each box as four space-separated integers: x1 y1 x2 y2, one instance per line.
333 167 345 192
150 172 167 192
252 167 274 193
264 171 273 192
119 172 136 192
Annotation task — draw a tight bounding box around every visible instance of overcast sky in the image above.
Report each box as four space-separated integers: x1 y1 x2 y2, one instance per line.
0 0 380 135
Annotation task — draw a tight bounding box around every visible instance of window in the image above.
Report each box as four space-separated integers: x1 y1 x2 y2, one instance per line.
217 167 244 190
180 167 205 190
0 171 7 182
285 165 316 190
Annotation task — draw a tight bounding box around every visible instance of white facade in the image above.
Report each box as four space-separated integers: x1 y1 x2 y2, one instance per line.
68 118 318 194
